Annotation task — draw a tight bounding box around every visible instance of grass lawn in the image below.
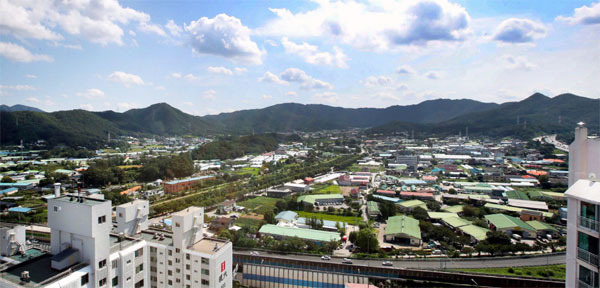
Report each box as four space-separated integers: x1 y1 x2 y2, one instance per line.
313 185 342 194
454 264 565 280
237 197 280 215
235 217 262 230
295 211 361 224
232 167 259 176
348 164 383 173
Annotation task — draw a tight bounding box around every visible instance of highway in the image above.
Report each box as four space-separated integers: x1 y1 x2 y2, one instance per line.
234 250 565 269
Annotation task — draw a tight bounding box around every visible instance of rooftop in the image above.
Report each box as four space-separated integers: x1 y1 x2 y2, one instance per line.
385 215 421 240
52 195 108 206
191 237 230 255
171 206 203 217
165 175 215 185
526 220 558 232
398 199 426 208
297 194 344 203
485 214 535 232
259 224 340 242
140 231 174 246
565 179 600 204
458 224 490 241
442 216 471 228
0 254 86 287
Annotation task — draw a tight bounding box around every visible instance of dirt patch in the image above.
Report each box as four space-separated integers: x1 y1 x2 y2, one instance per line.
241 213 264 220
340 186 358 197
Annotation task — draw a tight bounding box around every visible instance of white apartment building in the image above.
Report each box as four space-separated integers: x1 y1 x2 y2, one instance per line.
566 123 600 288
0 196 232 288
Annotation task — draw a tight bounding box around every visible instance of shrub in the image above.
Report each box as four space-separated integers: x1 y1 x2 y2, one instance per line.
507 267 515 273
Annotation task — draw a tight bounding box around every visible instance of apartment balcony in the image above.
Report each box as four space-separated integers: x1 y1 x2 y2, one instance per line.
578 247 600 267
578 279 598 288
580 216 600 233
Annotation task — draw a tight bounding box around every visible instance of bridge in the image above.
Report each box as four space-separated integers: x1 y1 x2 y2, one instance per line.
233 250 565 287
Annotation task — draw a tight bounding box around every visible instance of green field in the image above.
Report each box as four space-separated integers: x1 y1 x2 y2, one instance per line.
454 264 565 280
235 217 262 230
348 164 383 173
313 184 342 194
238 197 280 215
295 211 361 224
232 167 259 176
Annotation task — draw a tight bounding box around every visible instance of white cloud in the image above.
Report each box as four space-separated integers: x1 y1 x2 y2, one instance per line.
262 94 273 99
286 91 298 97
79 103 94 110
234 67 247 74
557 2 600 25
0 42 53 62
396 65 416 74
108 71 146 87
184 73 201 81
258 0 471 51
0 0 163 45
362 75 393 87
117 102 138 111
76 88 105 99
265 39 279 47
311 92 339 104
202 89 217 100
25 74 36 79
165 20 183 36
503 55 536 70
138 22 167 37
424 71 440 79
207 66 233 75
281 37 349 68
259 71 288 85
0 84 36 91
62 44 83 50
279 68 333 89
26 97 40 103
492 18 547 43
184 14 263 64
171 72 182 78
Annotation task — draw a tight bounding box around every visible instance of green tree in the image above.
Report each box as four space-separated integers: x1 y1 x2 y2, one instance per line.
1 176 15 183
349 231 358 243
264 210 276 224
355 228 379 253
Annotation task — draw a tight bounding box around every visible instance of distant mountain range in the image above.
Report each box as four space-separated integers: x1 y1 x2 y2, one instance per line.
0 104 44 112
0 93 597 148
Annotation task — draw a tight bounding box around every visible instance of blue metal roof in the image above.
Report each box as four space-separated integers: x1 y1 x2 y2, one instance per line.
0 187 18 195
275 211 298 222
8 207 32 213
372 194 402 203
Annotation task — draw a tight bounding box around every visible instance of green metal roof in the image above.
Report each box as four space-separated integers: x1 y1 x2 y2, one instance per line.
442 216 471 228
484 203 554 218
484 214 535 232
367 201 380 214
442 205 464 213
526 220 558 232
427 212 458 220
297 194 344 203
458 224 490 241
399 199 426 208
385 215 421 240
259 224 340 242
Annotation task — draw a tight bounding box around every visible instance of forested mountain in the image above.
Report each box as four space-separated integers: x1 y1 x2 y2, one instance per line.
0 104 44 112
369 93 600 140
0 93 596 148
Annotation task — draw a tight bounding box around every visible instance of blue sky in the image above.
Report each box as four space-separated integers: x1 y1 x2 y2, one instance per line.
1 0 599 115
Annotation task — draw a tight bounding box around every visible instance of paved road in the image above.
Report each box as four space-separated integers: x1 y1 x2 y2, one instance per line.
235 250 565 269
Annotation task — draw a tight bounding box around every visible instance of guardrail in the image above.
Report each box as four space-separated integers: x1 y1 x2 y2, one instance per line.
579 216 600 232
578 247 599 267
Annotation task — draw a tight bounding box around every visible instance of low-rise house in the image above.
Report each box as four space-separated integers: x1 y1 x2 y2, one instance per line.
367 201 381 219
384 215 422 246
210 217 233 231
217 200 236 214
484 213 536 239
400 191 434 200
372 194 402 204
398 199 427 212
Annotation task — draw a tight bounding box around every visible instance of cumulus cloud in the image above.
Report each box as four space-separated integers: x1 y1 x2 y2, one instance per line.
396 65 416 74
557 2 600 25
492 18 547 43
184 74 200 81
207 66 233 75
77 88 105 99
184 14 263 64
362 75 393 87
280 68 333 89
281 37 349 68
108 71 146 87
259 72 288 85
0 0 164 45
424 71 440 79
311 92 339 104
202 89 217 100
503 55 536 70
234 67 247 74
171 72 182 78
0 84 36 91
25 74 36 79
0 42 53 62
286 91 298 97
258 0 471 50
165 19 183 36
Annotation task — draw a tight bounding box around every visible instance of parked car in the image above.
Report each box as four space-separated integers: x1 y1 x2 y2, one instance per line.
342 258 353 264
382 261 393 266
321 255 331 260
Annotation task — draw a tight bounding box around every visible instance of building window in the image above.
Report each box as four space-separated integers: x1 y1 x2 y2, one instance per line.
186 254 190 260
176 258 180 264
176 268 181 273
202 269 209 275
112 259 118 268
201 258 209 264
53 206 58 212
127 259 132 264
99 278 107 287
581 201 597 219
136 263 144 273
186 264 190 270
99 259 107 269
168 280 173 286
201 279 209 285
168 270 172 276
112 276 118 286
175 248 180 253
150 247 157 253
186 274 190 280
579 265 599 287
175 222 180 227
168 260 172 265
98 215 106 224
119 212 123 218
135 279 144 288
81 274 89 285
151 266 157 272
176 278 181 283
168 250 172 256
135 248 143 257
579 231 600 254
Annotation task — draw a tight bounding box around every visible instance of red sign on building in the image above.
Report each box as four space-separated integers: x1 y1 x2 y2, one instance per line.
221 261 226 272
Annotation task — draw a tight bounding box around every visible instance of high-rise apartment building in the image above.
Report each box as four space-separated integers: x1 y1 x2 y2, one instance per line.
565 123 600 288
